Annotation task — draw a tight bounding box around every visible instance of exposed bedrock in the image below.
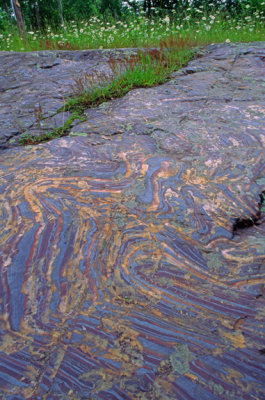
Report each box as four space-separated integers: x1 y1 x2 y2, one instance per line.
0 47 140 149
0 42 265 399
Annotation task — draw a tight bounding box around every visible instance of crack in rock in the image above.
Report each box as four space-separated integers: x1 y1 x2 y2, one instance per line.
232 191 265 235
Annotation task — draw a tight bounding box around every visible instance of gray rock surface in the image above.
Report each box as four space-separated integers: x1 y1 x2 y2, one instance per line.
0 48 138 148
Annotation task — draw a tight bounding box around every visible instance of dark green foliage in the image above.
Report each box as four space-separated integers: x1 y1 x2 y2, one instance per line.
100 0 122 17
21 0 61 29
60 0 100 23
1 0 264 31
0 0 123 30
0 6 9 29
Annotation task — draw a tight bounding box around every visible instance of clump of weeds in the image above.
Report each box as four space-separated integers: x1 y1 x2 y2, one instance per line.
63 35 197 114
19 36 198 145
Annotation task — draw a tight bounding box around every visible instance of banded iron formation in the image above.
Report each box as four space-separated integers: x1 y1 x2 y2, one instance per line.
0 42 265 399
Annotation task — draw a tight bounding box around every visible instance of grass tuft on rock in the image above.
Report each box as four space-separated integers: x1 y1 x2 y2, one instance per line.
62 37 196 113
19 37 197 145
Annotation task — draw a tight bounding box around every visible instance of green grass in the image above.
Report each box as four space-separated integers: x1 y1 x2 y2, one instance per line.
0 6 264 52
63 45 194 113
19 112 86 145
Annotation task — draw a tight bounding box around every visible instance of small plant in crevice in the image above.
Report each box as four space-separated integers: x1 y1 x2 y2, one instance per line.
33 102 45 132
19 112 86 145
70 70 111 97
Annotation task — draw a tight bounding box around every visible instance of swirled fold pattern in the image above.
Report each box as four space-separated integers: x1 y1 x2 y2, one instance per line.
0 43 265 399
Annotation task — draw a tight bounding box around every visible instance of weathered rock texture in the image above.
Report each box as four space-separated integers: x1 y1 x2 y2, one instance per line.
0 48 137 148
0 42 265 399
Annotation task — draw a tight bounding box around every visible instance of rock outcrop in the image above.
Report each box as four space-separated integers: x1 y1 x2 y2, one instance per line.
0 42 265 399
